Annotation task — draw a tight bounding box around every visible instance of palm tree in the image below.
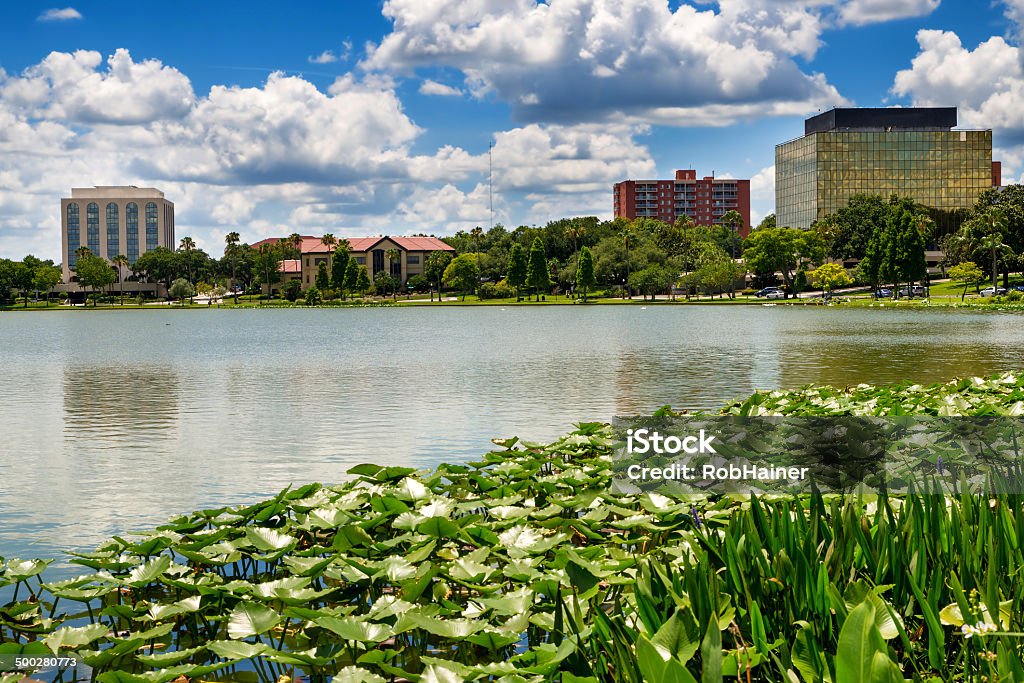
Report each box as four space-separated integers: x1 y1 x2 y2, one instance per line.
225 231 240 303
963 208 1011 289
385 248 401 299
321 233 337 289
112 254 129 304
179 237 196 304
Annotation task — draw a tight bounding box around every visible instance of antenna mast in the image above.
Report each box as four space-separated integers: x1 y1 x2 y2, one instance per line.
488 141 494 230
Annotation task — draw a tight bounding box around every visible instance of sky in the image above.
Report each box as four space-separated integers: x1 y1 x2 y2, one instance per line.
1 0 1023 262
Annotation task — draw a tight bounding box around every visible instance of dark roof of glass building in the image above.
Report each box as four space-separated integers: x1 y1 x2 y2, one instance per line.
804 107 958 135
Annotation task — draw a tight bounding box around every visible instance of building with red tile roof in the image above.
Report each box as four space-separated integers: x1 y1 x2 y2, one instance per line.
250 235 455 292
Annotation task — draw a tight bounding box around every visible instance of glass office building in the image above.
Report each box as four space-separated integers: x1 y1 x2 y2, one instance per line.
776 108 999 230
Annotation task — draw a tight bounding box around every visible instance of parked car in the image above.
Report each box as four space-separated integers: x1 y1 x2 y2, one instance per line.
875 288 892 298
755 287 783 298
1012 285 1024 293
897 285 928 297
980 286 1008 297
764 289 786 300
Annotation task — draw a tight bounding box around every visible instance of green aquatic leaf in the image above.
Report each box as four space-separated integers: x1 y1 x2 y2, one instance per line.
44 623 109 652
125 555 171 586
227 602 281 639
207 640 272 660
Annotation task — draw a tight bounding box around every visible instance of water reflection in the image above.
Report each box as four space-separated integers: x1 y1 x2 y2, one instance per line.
1 306 1024 570
63 365 180 446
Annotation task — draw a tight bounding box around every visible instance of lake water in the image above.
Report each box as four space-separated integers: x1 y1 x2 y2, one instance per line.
2 304 1024 568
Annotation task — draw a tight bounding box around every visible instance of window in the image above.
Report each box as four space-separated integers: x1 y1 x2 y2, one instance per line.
67 203 80 268
106 203 119 259
145 202 158 251
126 203 139 264
372 249 384 274
87 203 100 255
356 256 366 265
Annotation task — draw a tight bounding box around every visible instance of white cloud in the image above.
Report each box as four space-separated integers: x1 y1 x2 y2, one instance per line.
0 49 660 261
363 0 848 126
308 50 339 64
1 49 194 124
892 30 1024 133
419 79 462 96
38 7 82 21
750 165 775 201
838 0 939 26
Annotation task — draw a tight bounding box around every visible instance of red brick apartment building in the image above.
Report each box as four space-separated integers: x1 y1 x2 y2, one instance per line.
613 170 751 236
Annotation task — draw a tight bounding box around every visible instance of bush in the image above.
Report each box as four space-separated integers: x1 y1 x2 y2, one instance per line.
304 286 322 306
282 279 302 302
1008 290 1024 302
406 274 431 293
478 280 516 299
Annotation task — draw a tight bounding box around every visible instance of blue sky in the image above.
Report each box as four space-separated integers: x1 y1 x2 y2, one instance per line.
1 0 1022 261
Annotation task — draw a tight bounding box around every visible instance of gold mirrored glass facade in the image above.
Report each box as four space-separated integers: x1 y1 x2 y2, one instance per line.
776 129 993 230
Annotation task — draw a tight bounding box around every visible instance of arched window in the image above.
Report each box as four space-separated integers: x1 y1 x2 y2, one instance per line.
145 202 158 251
86 203 99 255
67 203 80 268
106 202 119 260
126 203 139 264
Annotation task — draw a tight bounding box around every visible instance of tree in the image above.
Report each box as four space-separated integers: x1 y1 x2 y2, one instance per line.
506 243 528 300
287 233 303 262
948 261 986 301
316 262 330 292
225 232 241 303
424 251 453 301
355 265 371 295
178 237 196 302
960 207 1012 289
443 254 479 301
629 264 676 300
111 254 129 304
254 243 281 301
135 246 179 289
755 214 776 231
75 249 117 305
619 224 634 297
525 237 551 301
742 227 823 299
374 270 397 297
304 285 322 306
332 241 350 299
33 264 62 306
168 277 193 305
877 207 928 297
10 261 33 307
282 278 302 302
575 245 596 302
385 248 402 300
345 259 360 298
808 262 853 295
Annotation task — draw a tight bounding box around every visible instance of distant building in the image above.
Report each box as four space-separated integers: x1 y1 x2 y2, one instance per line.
613 170 751 235
60 186 175 290
251 235 455 293
775 107 1000 231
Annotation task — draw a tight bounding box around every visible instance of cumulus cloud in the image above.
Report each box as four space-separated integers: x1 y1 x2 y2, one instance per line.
363 0 848 126
38 7 82 21
0 48 659 261
838 0 940 26
892 30 1024 135
419 79 462 96
1 49 194 124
